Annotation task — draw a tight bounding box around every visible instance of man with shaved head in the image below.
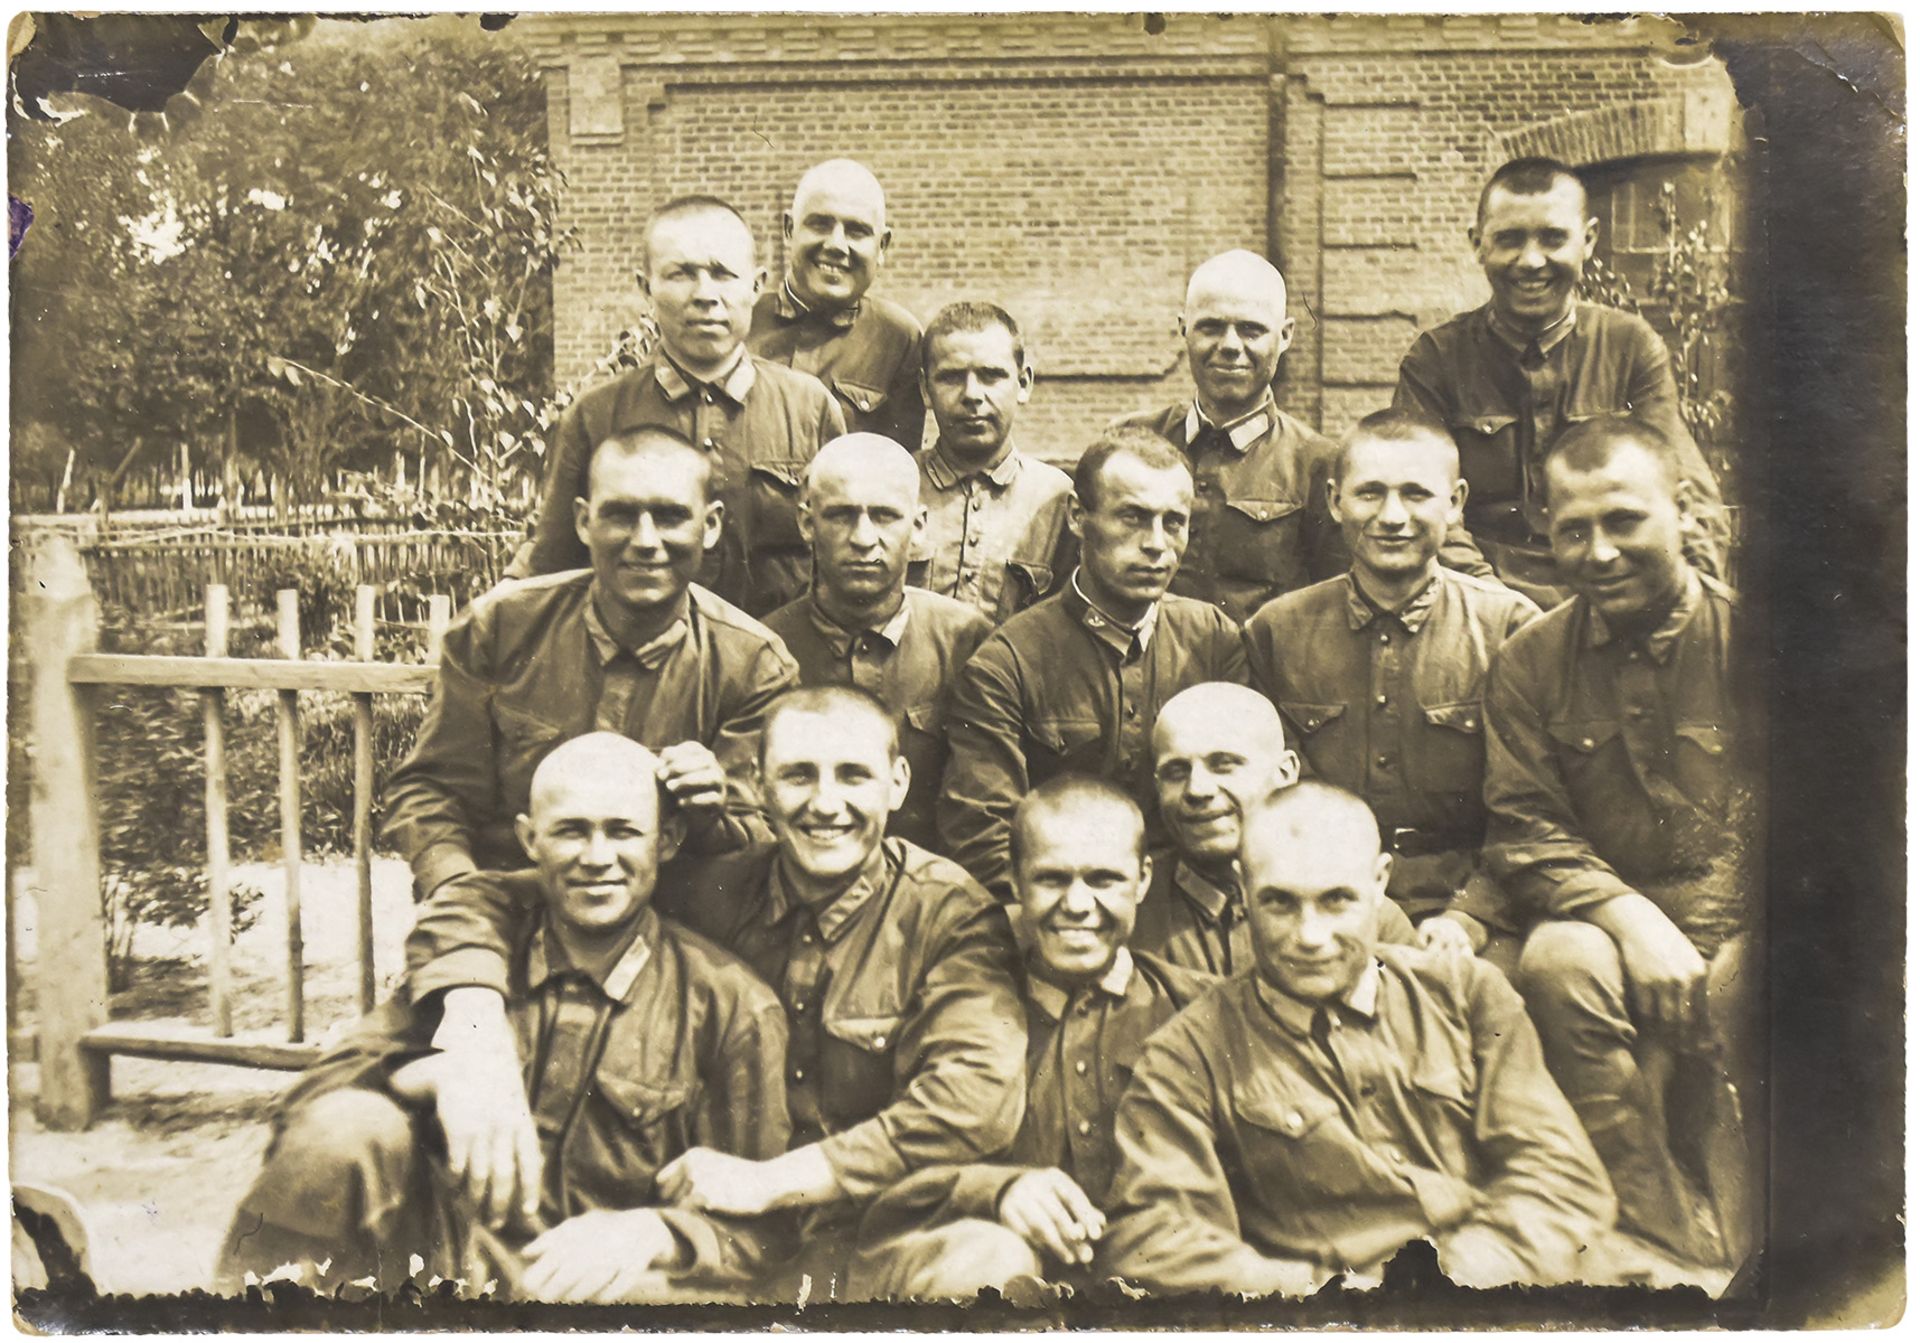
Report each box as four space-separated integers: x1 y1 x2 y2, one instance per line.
386 426 799 897
1101 781 1614 1295
1244 409 1540 971
764 433 992 850
1394 157 1726 606
520 193 845 614
223 735 791 1301
848 777 1215 1299
1099 248 1345 622
750 159 926 449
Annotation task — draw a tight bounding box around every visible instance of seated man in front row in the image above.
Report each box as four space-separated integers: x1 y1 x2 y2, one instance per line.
406 685 1028 1301
1101 782 1614 1295
219 734 791 1301
1137 682 1420 975
383 426 799 900
848 777 1216 1300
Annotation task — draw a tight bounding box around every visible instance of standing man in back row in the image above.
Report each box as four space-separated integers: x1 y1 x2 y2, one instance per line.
1394 156 1726 607
750 158 926 450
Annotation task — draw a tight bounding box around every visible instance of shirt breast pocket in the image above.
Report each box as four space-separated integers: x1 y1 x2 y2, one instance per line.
1233 1087 1367 1202
581 1073 695 1202
902 700 948 778
1276 701 1351 780
830 376 890 423
747 460 808 547
1447 413 1521 501
1411 699 1487 794
820 1010 907 1124
1546 717 1624 796
1029 716 1108 782
1213 495 1305 581
1672 719 1733 809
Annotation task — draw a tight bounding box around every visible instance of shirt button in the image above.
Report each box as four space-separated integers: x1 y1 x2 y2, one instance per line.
1627 707 1647 721
1379 632 1392 645
792 1067 806 1083
1285 1111 1305 1133
1387 1146 1405 1163
1375 694 1389 707
792 999 808 1014
872 1034 889 1049
702 437 715 448
1376 754 1392 768
701 391 713 404
1077 1120 1093 1136
1581 736 1596 750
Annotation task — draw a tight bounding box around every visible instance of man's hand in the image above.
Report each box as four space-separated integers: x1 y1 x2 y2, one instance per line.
518 1208 682 1303
1417 912 1483 962
656 1148 775 1217
1602 895 1708 1029
656 741 727 823
997 1168 1105 1266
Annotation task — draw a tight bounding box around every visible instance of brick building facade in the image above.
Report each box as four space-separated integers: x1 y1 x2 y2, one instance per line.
521 12 1742 464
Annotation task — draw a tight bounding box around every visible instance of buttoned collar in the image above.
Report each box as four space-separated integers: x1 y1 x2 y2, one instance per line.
1344 570 1443 635
1068 569 1158 661
585 592 691 670
1025 946 1136 1023
1173 860 1240 924
1485 300 1577 360
526 907 659 1005
805 590 912 660
654 347 756 406
1254 958 1382 1037
1183 392 1276 455
766 839 895 943
924 440 1022 492
1586 566 1702 665
774 278 860 330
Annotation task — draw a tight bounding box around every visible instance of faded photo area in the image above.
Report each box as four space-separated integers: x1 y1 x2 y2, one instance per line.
6 10 1902 1332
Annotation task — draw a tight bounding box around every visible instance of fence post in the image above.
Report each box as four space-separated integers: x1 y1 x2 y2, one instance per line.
275 590 306 1042
427 595 452 667
204 585 234 1037
26 535 111 1130
352 585 377 1015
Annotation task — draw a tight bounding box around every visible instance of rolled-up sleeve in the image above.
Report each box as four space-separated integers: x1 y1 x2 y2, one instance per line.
937 637 1029 901
1482 637 1637 920
403 871 528 998
818 898 1026 1200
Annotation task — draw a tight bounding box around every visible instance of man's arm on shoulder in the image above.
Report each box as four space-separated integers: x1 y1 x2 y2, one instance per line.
381 611 499 898
938 637 1030 900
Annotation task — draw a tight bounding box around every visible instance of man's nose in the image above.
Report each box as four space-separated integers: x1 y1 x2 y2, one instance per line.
1587 530 1621 567
1377 491 1410 527
1294 904 1333 949
582 828 616 867
848 510 880 548
823 222 849 254
1517 237 1548 270
1217 325 1245 354
1185 763 1220 802
961 372 986 404
1061 879 1097 916
631 511 663 552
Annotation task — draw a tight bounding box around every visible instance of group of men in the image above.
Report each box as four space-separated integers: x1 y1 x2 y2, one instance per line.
218 154 1755 1305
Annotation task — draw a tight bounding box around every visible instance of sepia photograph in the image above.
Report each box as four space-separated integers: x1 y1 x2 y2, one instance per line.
5 8 1904 1330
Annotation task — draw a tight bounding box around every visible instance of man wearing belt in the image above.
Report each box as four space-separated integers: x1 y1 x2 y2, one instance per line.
400 686 1026 1301
1393 157 1726 607
1245 410 1540 972
384 427 798 899
749 159 925 450
940 428 1249 901
1485 415 1754 1278
1137 682 1418 977
847 778 1215 1300
222 735 792 1301
520 194 844 615
765 434 993 852
908 302 1073 622
1100 782 1614 1296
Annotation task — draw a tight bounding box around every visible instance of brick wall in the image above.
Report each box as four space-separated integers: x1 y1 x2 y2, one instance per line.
524 12 1739 460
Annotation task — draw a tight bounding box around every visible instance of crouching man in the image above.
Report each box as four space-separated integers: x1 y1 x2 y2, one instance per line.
217 734 791 1301
848 777 1216 1299
1100 782 1613 1295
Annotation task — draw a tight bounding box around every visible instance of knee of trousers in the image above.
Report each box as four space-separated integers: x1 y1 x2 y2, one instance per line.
876 1219 1044 1302
1514 921 1632 1038
243 1087 421 1238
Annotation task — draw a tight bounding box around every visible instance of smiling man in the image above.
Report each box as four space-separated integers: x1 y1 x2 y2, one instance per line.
764 434 992 851
520 194 844 614
1243 410 1540 970
223 735 791 1301
848 777 1215 1300
908 302 1073 621
1485 414 1754 1277
1394 157 1726 606
1100 782 1613 1295
384 427 798 898
749 159 926 449
939 428 1249 900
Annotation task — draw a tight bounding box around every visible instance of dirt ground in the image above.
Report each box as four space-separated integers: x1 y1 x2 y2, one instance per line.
9 856 417 1296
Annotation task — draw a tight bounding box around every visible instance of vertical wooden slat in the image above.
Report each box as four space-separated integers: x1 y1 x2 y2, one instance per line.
275 589 306 1043
27 536 111 1129
352 585 377 1014
427 594 452 666
203 584 233 1037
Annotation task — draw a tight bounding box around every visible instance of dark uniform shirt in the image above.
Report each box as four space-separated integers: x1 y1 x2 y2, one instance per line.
300 892 793 1283
1100 946 1614 1293
1393 301 1727 600
939 577 1250 900
908 441 1073 622
762 588 992 852
856 948 1215 1244
749 284 925 449
1245 568 1540 923
521 351 845 615
382 573 798 896
1483 568 1746 951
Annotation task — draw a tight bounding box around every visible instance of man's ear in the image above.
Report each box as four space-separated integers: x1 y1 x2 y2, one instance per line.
796 497 815 548
751 265 768 298
658 808 689 865
1137 849 1155 894
1373 849 1395 896
909 503 930 547
635 266 652 300
1326 476 1345 525
1448 476 1470 527
514 813 537 862
1066 491 1088 542
876 226 893 265
1016 362 1035 404
702 499 726 554
1275 749 1302 789
781 210 796 244
1467 223 1483 255
1275 314 1298 356
1582 215 1600 263
888 753 912 814
574 497 593 551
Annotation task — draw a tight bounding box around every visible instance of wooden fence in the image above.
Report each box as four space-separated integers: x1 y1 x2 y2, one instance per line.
20 534 450 1130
